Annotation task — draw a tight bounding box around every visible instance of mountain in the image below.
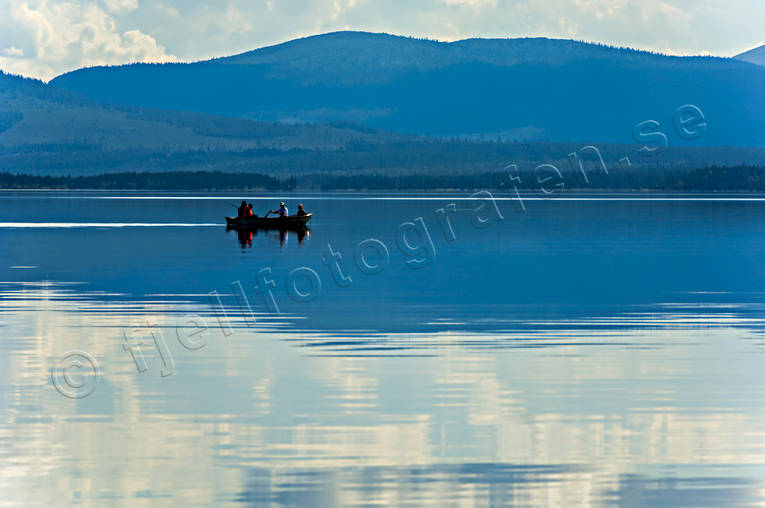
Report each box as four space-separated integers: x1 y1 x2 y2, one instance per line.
49 31 765 146
0 70 393 153
736 45 765 67
5 70 765 177
211 32 667 85
0 70 406 175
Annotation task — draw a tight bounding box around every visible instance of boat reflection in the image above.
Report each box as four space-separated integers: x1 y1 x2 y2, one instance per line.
227 226 310 249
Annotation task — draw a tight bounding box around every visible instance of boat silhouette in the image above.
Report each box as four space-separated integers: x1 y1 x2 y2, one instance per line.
225 213 312 230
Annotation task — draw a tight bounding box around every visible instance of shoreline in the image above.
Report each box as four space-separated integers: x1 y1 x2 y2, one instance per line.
3 188 765 195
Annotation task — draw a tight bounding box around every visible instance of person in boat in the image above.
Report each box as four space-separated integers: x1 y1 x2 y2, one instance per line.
296 204 307 216
269 202 288 218
247 203 255 217
238 201 248 218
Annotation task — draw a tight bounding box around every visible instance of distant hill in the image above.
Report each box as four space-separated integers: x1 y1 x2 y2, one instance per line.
3 70 765 177
49 31 765 146
0 70 392 151
736 45 765 67
0 70 406 175
212 32 668 85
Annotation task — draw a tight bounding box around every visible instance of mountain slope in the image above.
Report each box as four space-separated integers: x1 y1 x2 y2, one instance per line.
49 31 765 146
0 70 409 175
6 71 765 177
736 44 765 67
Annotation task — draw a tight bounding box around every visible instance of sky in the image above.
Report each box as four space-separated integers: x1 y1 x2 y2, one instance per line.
1 0 763 81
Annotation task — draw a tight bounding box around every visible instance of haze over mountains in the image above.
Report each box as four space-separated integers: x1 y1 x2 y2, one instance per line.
49 31 765 147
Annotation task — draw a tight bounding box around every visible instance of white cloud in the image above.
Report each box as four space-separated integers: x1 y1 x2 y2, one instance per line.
221 6 252 34
439 0 498 10
155 2 177 16
0 0 175 80
329 0 358 21
102 0 137 13
2 45 24 56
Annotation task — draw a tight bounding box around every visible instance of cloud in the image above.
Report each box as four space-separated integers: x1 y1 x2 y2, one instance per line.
102 0 137 12
0 0 175 80
438 0 498 10
2 46 24 56
329 0 358 21
221 6 252 34
154 2 177 16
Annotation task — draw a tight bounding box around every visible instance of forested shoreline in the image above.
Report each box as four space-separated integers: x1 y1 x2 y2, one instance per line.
1 166 765 191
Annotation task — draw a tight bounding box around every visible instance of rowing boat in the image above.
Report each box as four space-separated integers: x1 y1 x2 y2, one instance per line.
225 213 312 229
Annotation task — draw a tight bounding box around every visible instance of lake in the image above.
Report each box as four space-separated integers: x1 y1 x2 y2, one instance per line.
2 190 765 506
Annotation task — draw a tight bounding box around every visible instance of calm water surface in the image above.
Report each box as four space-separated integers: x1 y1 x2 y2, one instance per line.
1 191 765 507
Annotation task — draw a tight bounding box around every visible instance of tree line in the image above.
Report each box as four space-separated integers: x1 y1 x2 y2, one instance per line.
1 166 765 191
0 171 294 190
